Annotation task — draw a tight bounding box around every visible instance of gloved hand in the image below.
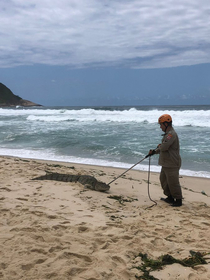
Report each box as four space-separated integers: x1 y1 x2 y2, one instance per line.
149 149 156 156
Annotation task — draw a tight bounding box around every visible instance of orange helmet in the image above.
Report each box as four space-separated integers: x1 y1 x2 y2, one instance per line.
158 114 172 124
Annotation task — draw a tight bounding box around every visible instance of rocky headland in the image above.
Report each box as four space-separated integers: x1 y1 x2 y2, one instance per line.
0 82 41 107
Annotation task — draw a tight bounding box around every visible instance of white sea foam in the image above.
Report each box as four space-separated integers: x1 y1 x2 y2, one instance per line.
1 148 210 179
0 107 208 128
0 107 209 127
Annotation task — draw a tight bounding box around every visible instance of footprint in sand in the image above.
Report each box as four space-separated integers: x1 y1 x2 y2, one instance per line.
21 258 47 271
78 226 89 232
193 265 208 274
188 272 205 280
47 214 57 219
52 224 69 230
57 251 93 263
21 264 34 271
0 187 11 192
151 237 165 247
30 248 47 255
111 255 126 265
49 245 66 253
65 267 87 277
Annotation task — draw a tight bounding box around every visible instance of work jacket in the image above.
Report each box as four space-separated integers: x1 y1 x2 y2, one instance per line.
156 127 181 168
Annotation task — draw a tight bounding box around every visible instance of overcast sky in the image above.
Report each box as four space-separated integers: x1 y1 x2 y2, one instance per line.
1 0 210 106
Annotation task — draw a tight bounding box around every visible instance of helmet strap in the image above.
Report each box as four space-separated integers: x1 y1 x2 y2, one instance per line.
163 122 168 132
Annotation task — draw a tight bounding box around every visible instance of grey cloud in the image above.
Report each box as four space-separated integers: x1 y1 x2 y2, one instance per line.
0 0 210 68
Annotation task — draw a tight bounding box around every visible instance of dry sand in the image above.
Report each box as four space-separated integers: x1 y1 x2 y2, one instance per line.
0 156 210 280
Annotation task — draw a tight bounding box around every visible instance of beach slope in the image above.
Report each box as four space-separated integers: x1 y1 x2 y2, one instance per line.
0 156 210 279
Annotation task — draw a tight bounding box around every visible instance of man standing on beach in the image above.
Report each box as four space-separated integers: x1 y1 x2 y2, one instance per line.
149 114 182 207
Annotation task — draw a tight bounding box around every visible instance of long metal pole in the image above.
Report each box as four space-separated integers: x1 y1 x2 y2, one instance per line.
108 154 150 185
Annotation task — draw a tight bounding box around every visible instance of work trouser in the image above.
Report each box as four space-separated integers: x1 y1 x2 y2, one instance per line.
160 167 182 199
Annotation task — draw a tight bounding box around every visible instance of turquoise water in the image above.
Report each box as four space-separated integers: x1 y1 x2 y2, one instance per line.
0 105 210 178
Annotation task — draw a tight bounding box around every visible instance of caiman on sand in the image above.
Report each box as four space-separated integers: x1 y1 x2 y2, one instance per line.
32 172 110 192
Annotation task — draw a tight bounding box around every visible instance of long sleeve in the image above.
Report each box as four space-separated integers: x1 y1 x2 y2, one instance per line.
158 128 181 168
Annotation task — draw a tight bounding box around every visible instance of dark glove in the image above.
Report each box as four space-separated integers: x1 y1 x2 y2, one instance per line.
146 149 156 158
149 149 156 155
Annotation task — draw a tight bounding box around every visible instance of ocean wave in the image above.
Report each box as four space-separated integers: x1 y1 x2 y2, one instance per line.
1 107 209 127
1 105 210 178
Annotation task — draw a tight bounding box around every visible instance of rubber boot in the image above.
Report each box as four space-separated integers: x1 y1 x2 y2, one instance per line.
172 199 182 207
161 195 174 204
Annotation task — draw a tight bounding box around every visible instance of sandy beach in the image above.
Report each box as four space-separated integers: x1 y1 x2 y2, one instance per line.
0 155 210 280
